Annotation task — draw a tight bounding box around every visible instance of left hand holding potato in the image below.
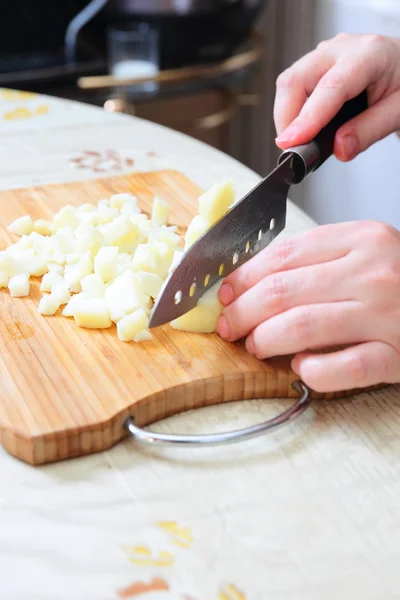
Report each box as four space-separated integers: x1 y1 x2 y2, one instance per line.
217 221 400 393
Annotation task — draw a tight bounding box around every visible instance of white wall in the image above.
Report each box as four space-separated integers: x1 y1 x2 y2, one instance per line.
289 0 400 226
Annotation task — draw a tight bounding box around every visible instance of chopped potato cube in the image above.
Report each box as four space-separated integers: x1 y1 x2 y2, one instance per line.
184 215 210 250
198 179 234 225
53 205 79 230
40 272 64 292
47 263 64 276
170 282 223 333
38 294 60 316
117 308 149 342
134 329 153 343
110 193 138 211
151 197 170 227
73 298 112 329
51 283 71 305
136 271 163 299
8 273 30 297
94 246 118 283
105 270 148 322
99 215 131 245
131 243 159 274
8 215 33 236
0 273 9 288
33 219 54 236
81 273 106 298
0 251 27 277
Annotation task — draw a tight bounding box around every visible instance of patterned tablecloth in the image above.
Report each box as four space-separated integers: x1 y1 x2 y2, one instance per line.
0 89 399 600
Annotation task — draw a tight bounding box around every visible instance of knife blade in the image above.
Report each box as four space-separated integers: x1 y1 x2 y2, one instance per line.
149 91 368 328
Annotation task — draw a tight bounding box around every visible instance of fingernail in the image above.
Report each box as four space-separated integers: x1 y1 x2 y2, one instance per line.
217 316 230 340
276 123 300 143
246 335 256 355
291 357 300 375
338 134 358 160
218 283 234 306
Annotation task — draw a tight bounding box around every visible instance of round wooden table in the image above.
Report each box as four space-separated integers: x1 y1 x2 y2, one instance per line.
0 88 399 600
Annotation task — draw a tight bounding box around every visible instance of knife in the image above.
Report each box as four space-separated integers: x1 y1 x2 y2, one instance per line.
149 91 368 328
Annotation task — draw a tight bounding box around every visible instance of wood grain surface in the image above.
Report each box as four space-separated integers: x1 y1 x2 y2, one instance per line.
0 171 372 465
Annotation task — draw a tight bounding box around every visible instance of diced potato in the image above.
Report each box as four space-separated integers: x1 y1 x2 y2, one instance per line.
117 308 149 342
99 215 131 245
0 273 9 288
66 252 83 265
73 297 112 329
198 179 234 225
146 241 174 279
38 294 60 316
8 215 33 236
114 231 139 254
148 227 181 249
8 273 30 297
77 211 98 226
74 224 105 255
51 227 75 253
40 272 64 292
81 273 106 298
136 271 163 299
105 270 148 322
51 283 71 305
33 219 54 236
151 197 170 227
47 263 64 276
170 282 223 333
184 215 210 250
50 248 66 266
53 205 79 230
110 193 138 211
76 203 96 213
120 202 140 217
64 251 92 289
133 329 153 343
169 250 183 274
0 252 27 277
97 204 119 224
131 243 159 274
62 293 84 317
94 246 118 283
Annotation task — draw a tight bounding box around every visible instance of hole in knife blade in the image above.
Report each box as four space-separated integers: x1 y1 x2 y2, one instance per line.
232 252 239 265
174 290 182 305
204 274 211 287
270 218 276 230
245 241 251 253
258 229 263 241
189 282 196 297
219 263 225 276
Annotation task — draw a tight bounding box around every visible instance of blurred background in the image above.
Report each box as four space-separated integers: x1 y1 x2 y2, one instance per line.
1 0 399 225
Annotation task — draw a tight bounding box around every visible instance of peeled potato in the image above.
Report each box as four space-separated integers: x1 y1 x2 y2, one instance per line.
170 282 223 333
198 179 234 225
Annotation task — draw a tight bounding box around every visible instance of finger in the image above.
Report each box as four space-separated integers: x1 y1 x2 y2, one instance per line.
275 47 381 147
218 258 354 342
218 222 355 307
335 90 400 161
291 341 400 393
274 49 334 135
245 302 369 360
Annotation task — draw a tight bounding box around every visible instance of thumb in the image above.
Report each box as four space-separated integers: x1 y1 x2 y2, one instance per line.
334 90 400 161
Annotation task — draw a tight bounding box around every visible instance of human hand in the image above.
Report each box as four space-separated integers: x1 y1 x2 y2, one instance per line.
217 222 400 393
274 33 400 161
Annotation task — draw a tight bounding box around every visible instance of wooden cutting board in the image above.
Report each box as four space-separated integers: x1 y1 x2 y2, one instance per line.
0 171 362 465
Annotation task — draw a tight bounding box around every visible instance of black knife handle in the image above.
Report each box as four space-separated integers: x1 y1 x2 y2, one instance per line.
278 90 368 183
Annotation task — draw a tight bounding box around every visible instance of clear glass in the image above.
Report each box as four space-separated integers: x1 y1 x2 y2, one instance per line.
107 23 160 93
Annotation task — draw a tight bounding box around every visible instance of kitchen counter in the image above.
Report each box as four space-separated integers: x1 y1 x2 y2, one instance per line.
0 89 399 600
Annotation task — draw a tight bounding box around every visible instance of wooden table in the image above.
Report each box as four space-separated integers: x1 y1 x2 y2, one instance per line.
0 88 399 600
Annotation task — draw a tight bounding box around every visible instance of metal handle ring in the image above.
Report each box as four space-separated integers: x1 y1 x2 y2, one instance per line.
124 381 311 448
